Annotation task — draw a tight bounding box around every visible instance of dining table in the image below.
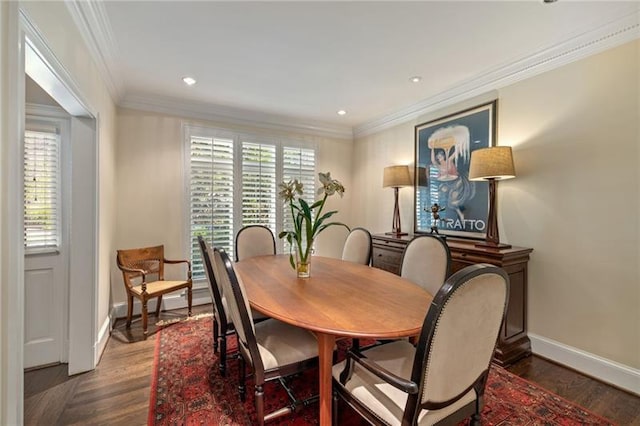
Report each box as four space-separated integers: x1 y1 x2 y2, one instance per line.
234 254 433 426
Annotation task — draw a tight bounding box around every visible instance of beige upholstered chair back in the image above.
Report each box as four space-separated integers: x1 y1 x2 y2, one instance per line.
341 227 372 265
400 235 450 295
419 266 508 406
235 225 276 261
212 249 256 352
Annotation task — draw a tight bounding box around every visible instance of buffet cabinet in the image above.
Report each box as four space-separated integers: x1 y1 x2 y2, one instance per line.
371 233 533 366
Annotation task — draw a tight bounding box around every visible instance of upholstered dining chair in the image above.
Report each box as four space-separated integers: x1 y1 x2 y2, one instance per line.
197 236 268 376
235 225 276 261
116 245 192 338
341 227 373 265
400 235 451 296
212 247 320 426
197 236 234 375
332 264 509 426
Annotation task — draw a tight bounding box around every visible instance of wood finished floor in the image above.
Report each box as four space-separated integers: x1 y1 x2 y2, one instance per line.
25 304 640 425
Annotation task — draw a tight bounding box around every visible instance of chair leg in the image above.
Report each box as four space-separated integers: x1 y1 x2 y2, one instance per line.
126 295 133 328
238 355 246 402
213 317 219 353
219 335 227 377
255 384 265 426
155 295 163 317
332 390 339 425
187 287 193 316
142 300 149 339
471 413 481 426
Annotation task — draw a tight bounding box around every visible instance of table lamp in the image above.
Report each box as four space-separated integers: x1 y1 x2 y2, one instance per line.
469 146 515 249
383 165 412 236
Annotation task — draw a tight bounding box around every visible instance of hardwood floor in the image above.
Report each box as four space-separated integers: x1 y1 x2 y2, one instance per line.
25 304 640 425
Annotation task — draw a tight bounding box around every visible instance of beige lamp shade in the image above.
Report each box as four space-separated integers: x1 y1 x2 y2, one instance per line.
469 146 516 181
383 165 412 188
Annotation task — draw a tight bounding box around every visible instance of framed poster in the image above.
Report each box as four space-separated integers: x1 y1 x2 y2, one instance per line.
414 100 496 239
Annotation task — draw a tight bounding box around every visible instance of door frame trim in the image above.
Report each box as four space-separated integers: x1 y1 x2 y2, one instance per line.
1 6 100 424
1 2 26 424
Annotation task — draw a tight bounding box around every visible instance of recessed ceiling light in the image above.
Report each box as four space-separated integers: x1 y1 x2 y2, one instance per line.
182 76 197 86
337 110 347 116
410 76 422 83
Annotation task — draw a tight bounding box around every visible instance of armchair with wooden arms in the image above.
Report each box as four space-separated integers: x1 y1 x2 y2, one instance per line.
116 245 192 338
332 264 509 425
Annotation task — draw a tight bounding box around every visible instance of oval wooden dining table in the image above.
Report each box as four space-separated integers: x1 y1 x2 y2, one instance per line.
234 255 433 426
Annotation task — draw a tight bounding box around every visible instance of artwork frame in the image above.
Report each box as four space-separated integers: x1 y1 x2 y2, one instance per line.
414 100 497 239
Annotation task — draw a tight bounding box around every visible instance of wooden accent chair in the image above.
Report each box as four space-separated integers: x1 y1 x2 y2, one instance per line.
116 245 192 338
332 264 509 426
341 227 373 265
212 248 320 426
400 235 451 296
235 225 276 261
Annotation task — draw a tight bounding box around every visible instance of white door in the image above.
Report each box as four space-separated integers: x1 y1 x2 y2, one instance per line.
23 117 69 369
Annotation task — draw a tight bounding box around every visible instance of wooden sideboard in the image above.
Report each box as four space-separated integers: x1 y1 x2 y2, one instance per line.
371 233 533 366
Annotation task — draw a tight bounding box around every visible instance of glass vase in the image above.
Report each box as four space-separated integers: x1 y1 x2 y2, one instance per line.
295 242 312 278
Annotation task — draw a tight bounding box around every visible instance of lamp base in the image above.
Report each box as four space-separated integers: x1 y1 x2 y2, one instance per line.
474 241 512 250
386 231 408 237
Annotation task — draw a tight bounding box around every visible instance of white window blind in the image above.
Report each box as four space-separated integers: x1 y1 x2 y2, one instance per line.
282 146 316 248
416 165 441 229
189 135 234 279
24 130 61 250
241 142 276 233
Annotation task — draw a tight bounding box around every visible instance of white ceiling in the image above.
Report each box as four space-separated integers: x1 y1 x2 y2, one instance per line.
75 1 638 135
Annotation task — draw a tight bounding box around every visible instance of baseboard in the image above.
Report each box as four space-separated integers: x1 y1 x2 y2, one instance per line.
95 314 111 366
111 287 212 319
529 333 640 395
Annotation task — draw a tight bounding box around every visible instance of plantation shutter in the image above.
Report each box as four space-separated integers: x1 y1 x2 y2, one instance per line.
189 136 234 279
241 142 277 233
24 130 61 250
282 146 316 247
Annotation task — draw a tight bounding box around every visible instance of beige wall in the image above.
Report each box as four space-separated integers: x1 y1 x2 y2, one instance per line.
113 108 353 304
0 1 9 421
353 41 639 369
20 2 118 342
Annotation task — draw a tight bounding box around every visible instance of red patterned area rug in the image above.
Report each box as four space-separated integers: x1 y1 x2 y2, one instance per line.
149 316 614 426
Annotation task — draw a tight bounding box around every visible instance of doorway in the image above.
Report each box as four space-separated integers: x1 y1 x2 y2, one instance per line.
23 95 71 369
23 31 99 376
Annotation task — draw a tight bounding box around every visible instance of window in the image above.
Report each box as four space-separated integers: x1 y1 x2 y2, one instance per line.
186 126 316 281
282 146 316 240
241 142 276 230
24 129 61 251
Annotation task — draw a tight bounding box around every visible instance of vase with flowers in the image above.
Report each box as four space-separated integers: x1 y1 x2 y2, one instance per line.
278 172 349 278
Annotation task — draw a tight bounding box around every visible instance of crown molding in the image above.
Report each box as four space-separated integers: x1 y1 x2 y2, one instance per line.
354 9 640 138
65 0 124 103
120 93 354 140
